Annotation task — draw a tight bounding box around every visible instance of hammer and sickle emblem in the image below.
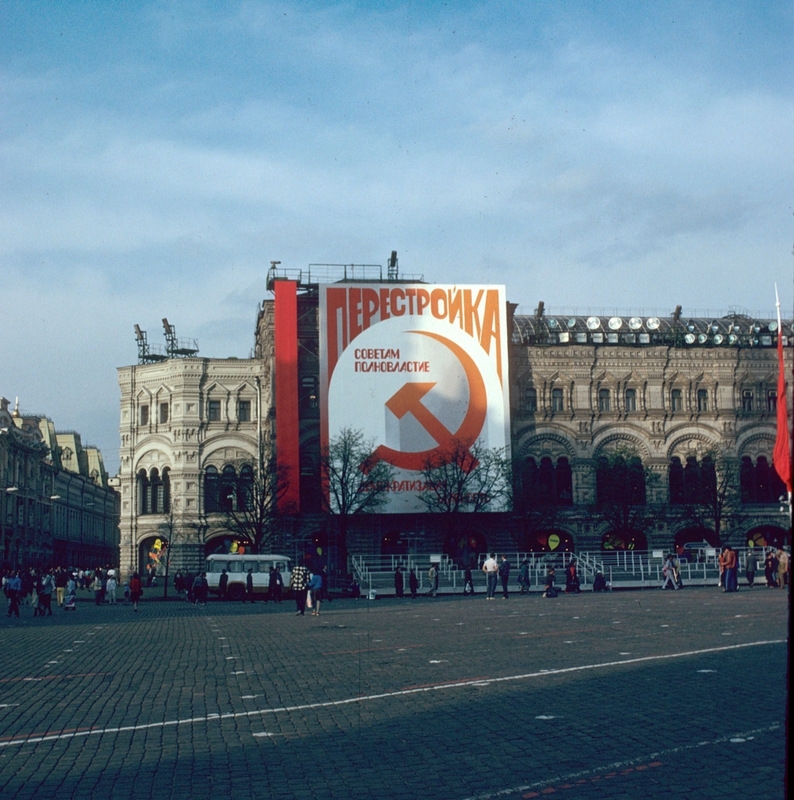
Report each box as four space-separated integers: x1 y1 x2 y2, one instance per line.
367 331 487 472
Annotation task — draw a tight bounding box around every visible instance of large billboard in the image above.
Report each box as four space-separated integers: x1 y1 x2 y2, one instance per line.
319 283 511 513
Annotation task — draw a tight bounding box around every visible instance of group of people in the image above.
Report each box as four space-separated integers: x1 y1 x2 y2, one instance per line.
393 565 421 598
286 561 326 616
742 547 789 589
2 565 130 616
388 554 585 600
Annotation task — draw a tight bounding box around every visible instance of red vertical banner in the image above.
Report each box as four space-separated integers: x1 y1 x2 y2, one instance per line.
274 280 300 512
773 330 792 493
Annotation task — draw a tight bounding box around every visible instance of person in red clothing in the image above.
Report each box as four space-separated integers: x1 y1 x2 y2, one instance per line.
129 572 143 611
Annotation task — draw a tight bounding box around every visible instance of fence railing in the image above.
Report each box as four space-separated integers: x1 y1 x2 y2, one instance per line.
348 547 782 594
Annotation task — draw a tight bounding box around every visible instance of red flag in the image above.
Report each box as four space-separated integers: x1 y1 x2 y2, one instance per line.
772 329 792 493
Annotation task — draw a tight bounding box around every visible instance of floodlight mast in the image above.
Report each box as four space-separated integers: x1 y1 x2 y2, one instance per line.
161 318 199 358
133 324 168 364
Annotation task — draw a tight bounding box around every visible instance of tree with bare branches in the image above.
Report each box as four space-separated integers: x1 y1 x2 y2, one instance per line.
590 447 660 550
417 438 512 515
671 448 742 546
218 436 295 555
320 427 396 575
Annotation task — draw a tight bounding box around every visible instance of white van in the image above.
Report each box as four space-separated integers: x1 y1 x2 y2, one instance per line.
205 554 292 601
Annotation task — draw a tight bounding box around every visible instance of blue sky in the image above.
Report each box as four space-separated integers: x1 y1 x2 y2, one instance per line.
2 0 792 474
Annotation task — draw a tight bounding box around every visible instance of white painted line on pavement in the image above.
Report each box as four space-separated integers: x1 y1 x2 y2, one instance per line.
458 723 780 800
0 638 784 750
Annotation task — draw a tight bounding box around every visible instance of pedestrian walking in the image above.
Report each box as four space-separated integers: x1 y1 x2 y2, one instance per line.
745 550 757 587
499 555 511 599
106 573 117 604
289 561 311 615
661 554 679 590
518 558 530 594
129 572 143 611
764 551 778 587
245 568 255 602
92 570 104 605
39 570 54 615
55 567 68 607
463 566 475 595
408 568 418 599
776 549 789 589
428 563 439 597
309 571 323 616
482 553 498 599
270 567 283 603
218 569 228 600
192 572 208 604
394 566 404 597
5 571 22 617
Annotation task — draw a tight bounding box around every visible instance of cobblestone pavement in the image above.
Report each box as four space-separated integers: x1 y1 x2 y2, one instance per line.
0 586 788 800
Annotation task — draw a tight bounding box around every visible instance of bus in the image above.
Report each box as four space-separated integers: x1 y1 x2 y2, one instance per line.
205 554 292 601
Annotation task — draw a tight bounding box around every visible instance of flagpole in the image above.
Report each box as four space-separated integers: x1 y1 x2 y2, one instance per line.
775 283 792 528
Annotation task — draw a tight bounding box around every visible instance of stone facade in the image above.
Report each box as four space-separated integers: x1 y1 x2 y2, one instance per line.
117 357 268 579
509 312 790 553
117 282 791 578
1 396 118 570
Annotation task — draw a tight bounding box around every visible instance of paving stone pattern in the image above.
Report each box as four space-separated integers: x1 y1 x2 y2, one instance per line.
0 587 788 800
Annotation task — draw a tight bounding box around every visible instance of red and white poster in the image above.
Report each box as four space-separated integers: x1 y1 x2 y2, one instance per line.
319 283 511 513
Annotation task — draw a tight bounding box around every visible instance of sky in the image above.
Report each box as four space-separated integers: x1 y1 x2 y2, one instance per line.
1 0 792 475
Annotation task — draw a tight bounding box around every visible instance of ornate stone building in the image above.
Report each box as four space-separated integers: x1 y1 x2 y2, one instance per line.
1 396 118 570
509 311 790 553
117 355 268 578
117 271 791 579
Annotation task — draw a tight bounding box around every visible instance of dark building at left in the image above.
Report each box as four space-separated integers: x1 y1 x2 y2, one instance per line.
0 395 120 570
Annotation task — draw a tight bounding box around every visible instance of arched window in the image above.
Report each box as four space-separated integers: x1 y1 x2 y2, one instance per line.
220 465 237 511
137 469 150 515
670 454 716 505
668 457 684 504
683 456 700 504
239 464 254 510
740 455 786 504
627 457 646 504
162 467 171 513
740 456 755 503
700 456 716 503
204 466 220 512
538 457 555 504
522 457 539 510
556 457 573 505
521 455 573 507
596 455 646 506
150 468 162 514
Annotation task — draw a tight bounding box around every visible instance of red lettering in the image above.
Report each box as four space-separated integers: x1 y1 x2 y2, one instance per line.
431 288 447 319
349 287 363 341
361 288 379 331
391 288 406 316
379 288 391 321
